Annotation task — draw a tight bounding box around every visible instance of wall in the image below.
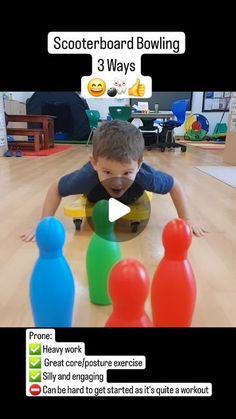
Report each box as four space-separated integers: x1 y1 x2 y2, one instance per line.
191 92 229 135
175 92 229 135
87 92 229 134
8 92 34 103
7 92 129 120
7 92 229 135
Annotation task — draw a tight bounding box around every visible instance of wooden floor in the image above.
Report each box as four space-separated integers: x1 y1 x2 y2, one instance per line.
1 144 236 327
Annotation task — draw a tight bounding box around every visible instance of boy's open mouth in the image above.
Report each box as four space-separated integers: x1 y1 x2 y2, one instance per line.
109 187 124 197
102 177 132 198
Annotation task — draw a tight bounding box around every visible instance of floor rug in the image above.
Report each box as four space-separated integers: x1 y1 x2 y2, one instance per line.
189 144 225 150
177 141 225 150
10 144 73 156
177 140 225 144
195 166 236 188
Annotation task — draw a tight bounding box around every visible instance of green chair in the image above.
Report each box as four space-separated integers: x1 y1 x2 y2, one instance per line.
109 106 132 121
85 110 100 146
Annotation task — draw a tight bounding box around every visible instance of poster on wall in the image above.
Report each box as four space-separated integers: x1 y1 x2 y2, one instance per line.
202 92 231 112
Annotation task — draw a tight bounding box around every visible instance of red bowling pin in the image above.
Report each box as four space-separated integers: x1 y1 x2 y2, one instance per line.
105 259 152 327
151 219 196 327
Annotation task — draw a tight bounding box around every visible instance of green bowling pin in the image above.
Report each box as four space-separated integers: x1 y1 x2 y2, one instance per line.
86 200 122 305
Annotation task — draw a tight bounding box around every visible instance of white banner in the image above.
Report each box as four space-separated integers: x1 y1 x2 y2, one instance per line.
48 32 185 99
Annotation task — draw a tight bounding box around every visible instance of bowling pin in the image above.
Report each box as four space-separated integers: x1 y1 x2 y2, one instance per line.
151 219 196 327
122 78 126 94
30 217 75 327
105 259 152 327
86 200 122 305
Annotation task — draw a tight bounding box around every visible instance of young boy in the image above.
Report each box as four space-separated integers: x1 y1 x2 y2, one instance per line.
20 120 207 242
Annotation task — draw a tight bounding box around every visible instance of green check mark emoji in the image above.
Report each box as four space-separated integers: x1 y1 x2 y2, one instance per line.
29 357 41 369
29 370 41 382
29 343 41 355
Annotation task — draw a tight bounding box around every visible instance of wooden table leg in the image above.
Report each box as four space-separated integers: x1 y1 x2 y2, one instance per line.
48 119 55 147
34 133 40 152
42 119 54 149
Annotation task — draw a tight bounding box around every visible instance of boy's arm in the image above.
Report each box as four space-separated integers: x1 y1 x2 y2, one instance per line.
41 181 62 218
169 178 207 237
20 181 62 242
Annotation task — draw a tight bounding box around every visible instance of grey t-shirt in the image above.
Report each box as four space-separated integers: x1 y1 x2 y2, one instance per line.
58 161 174 205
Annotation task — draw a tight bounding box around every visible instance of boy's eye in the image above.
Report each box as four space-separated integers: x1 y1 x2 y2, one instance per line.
124 172 132 176
104 171 111 175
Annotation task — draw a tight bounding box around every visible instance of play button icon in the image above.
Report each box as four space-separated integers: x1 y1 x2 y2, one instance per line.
85 177 151 242
109 198 130 222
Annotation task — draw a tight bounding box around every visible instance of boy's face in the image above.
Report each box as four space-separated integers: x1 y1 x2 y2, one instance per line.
90 156 141 198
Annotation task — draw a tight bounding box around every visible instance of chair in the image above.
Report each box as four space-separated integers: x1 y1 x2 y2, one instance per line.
137 119 159 148
109 106 132 121
149 99 190 152
85 110 100 146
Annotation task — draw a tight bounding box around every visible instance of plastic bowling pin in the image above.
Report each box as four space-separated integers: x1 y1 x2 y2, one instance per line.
105 259 152 327
30 217 75 327
151 219 196 327
86 200 122 305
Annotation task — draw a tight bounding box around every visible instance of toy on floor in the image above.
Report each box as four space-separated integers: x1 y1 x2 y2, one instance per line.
28 215 197 328
151 219 196 327
105 259 153 327
64 191 152 233
184 114 209 141
206 123 227 142
30 216 75 327
86 200 122 305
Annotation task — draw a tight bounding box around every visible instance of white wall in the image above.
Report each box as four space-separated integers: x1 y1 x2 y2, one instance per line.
191 92 229 134
7 92 129 120
8 92 34 103
175 92 229 135
87 92 229 135
7 92 229 135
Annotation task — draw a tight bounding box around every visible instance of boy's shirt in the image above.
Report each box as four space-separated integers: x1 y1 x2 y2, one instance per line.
58 162 174 205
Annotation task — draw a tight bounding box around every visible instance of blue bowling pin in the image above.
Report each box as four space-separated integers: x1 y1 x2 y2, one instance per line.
30 217 75 327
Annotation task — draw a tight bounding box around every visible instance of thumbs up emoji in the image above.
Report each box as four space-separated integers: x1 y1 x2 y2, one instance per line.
128 79 145 97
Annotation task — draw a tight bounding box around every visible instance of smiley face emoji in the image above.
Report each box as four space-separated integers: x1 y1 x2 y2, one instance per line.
87 78 106 97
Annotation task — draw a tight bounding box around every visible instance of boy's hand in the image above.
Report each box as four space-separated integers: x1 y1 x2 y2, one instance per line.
186 221 208 237
19 228 36 242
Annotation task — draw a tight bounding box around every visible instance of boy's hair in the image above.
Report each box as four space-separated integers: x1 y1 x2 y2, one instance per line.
92 120 144 163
